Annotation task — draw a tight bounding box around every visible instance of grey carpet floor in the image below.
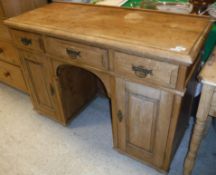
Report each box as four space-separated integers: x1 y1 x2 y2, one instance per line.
0 83 215 175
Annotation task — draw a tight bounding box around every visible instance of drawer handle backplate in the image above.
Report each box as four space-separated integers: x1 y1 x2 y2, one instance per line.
21 37 32 46
66 48 80 59
132 65 153 78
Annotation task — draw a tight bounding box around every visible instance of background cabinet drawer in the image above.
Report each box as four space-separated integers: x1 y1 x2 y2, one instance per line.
0 60 27 92
0 0 47 18
10 29 44 52
114 52 179 88
45 37 108 70
0 41 20 65
0 4 4 17
0 19 11 41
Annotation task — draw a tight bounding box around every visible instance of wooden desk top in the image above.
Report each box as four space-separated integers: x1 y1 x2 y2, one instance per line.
4 2 213 65
200 47 216 87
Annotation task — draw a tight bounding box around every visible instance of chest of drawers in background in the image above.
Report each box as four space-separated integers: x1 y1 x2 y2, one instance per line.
0 0 47 92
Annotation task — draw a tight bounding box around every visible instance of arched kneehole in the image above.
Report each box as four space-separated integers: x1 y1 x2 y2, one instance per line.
56 64 110 123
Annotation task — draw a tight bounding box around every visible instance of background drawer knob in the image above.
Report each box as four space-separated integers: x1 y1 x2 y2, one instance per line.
4 72 10 77
132 65 153 78
21 37 32 46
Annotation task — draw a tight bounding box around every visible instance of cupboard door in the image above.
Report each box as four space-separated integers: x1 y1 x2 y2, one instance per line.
116 79 174 168
21 52 62 122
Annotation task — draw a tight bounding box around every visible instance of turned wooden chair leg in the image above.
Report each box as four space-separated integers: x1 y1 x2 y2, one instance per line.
184 116 208 175
203 117 212 137
183 84 214 175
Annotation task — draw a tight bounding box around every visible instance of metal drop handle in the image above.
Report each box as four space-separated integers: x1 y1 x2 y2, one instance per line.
21 37 32 46
66 48 81 59
132 65 153 78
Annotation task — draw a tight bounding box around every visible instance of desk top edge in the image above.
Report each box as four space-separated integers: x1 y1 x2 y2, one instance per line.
4 2 213 66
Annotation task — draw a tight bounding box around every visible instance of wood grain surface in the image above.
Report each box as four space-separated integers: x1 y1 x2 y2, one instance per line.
4 2 212 65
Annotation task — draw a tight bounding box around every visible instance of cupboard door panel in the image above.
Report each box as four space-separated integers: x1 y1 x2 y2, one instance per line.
116 79 174 167
127 93 158 153
21 52 59 120
25 60 53 109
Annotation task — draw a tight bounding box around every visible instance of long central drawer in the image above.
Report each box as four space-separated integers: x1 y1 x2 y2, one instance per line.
45 37 109 70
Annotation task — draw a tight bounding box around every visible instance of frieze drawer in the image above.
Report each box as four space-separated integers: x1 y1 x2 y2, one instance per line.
10 29 44 52
45 37 109 70
114 52 179 88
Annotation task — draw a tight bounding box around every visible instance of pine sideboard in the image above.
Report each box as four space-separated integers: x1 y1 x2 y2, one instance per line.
4 2 213 172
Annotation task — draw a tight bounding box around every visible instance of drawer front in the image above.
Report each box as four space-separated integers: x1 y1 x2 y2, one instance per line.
0 60 27 92
45 37 108 70
0 19 11 41
10 29 44 52
114 52 179 88
0 41 20 65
